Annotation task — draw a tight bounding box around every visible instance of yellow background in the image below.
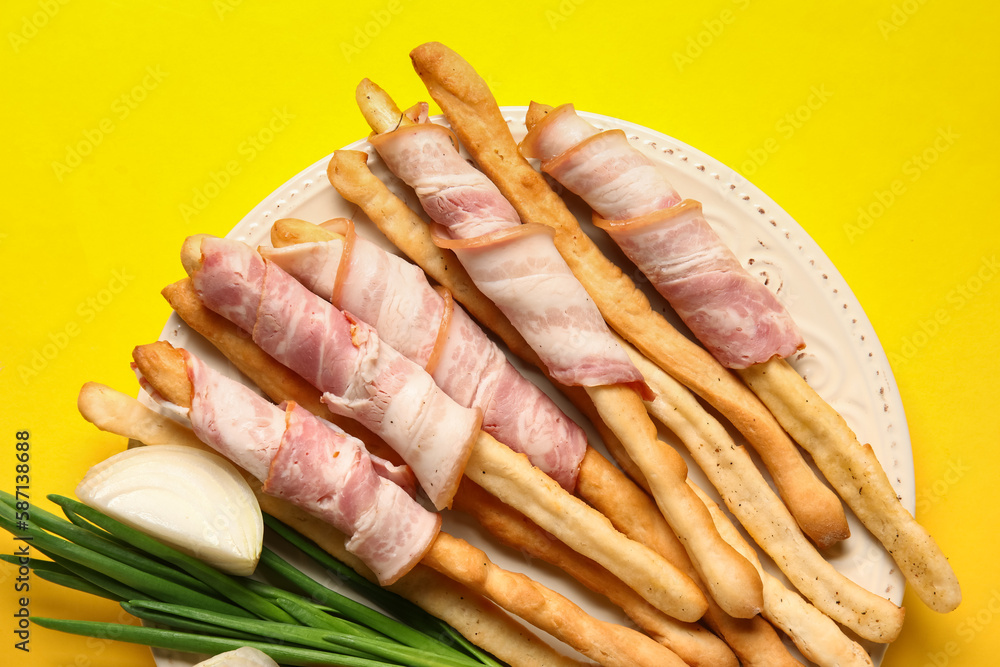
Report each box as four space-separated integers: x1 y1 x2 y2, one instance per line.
2 1 997 665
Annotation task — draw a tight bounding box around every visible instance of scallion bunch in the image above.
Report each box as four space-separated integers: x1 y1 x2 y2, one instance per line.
0 491 501 666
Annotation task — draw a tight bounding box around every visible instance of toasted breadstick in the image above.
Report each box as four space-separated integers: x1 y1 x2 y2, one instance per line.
622 337 905 642
581 382 764 620
577 447 803 667
132 340 691 667
76 381 585 667
409 40 849 551
423 532 694 667
453 479 737 667
693 483 876 667
179 234 706 623
740 358 961 613
467 428 706 622
272 216 800 665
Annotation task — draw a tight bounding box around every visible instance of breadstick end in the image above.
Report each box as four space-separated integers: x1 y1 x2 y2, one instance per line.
327 150 370 189
525 101 553 131
271 218 341 247
181 234 214 276
409 42 497 107
78 382 113 424
132 341 193 408
355 78 412 134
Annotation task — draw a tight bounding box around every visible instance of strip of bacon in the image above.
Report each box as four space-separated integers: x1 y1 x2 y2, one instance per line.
262 219 588 491
192 235 480 511
137 345 439 585
521 103 804 369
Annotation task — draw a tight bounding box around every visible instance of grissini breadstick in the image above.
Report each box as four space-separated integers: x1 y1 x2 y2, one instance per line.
407 40 848 551
575 447 803 667
521 99 959 614
624 338 904 643
739 358 961 613
693 483 876 667
355 79 763 620
452 476 738 667
166 273 792 666
132 340 691 667
76 381 586 667
181 234 707 622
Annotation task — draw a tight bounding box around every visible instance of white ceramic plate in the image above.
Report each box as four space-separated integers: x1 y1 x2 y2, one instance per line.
153 109 911 666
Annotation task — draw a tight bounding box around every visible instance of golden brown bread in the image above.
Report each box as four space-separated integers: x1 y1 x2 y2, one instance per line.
694 484 875 667
740 358 961 613
452 480 736 667
623 335 906 642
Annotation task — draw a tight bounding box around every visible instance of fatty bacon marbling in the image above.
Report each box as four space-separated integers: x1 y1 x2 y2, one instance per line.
520 103 804 369
138 347 440 585
190 235 480 511
261 219 587 491
367 122 649 396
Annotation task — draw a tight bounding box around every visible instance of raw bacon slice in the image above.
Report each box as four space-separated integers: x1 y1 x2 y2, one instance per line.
191 236 480 510
264 402 437 582
370 123 522 239
263 228 588 490
368 121 647 394
433 223 648 394
594 201 805 369
521 104 804 368
143 348 440 585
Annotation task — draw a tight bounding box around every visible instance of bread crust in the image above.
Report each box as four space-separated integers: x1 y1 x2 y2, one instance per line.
627 340 905 642
740 358 961 613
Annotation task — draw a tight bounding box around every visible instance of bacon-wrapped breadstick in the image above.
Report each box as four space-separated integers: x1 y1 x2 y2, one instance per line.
408 41 849 553
77 381 585 667
127 342 689 667
354 78 763 621
263 217 587 491
131 341 437 586
520 100 959 614
521 103 803 369
182 234 707 623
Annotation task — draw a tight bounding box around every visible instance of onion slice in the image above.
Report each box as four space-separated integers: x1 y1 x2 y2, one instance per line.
193 647 279 666
75 444 264 576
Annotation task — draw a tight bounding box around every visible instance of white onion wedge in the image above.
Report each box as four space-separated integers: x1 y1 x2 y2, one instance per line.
193 647 279 666
75 444 264 576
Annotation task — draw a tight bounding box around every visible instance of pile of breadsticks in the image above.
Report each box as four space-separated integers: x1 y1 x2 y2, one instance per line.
78 41 959 667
